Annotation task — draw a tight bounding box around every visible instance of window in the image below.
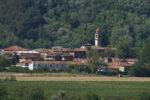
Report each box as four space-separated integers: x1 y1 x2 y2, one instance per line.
95 34 98 39
62 57 65 61
25 63 29 66
108 58 112 62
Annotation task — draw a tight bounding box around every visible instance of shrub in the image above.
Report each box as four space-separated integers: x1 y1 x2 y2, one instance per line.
0 58 11 72
66 64 94 74
10 76 16 81
0 87 8 100
129 63 150 77
91 60 108 67
4 76 16 81
97 71 119 76
50 90 73 100
99 50 115 57
8 66 31 73
15 86 45 100
33 67 49 73
85 93 101 100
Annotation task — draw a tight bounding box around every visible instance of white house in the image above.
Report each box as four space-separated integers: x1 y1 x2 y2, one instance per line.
16 60 34 70
16 60 70 70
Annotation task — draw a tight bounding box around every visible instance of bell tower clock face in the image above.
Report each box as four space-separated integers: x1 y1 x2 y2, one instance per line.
95 34 98 39
95 28 101 47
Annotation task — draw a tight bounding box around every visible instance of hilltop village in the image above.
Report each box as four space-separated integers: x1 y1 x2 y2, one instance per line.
0 29 137 72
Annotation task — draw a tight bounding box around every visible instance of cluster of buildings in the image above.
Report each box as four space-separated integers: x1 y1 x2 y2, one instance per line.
0 28 137 72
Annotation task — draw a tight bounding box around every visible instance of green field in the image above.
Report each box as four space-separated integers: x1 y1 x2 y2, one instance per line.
0 81 150 100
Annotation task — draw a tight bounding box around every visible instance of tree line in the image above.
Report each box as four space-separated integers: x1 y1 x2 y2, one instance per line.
0 0 150 48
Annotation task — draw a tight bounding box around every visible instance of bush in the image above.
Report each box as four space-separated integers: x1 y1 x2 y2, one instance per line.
7 67 31 73
0 87 8 100
116 41 134 59
50 90 73 100
0 58 11 72
91 60 108 67
129 63 150 77
66 64 94 74
85 93 101 100
4 76 16 81
15 86 45 100
97 71 119 76
99 50 115 57
33 67 49 73
0 67 6 72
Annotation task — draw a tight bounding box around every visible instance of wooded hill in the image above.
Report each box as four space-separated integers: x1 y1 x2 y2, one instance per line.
0 0 150 48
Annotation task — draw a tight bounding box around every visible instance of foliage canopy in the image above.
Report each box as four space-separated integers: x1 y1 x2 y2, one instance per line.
0 0 150 48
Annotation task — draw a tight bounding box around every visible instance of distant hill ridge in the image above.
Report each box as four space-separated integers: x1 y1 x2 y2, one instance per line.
0 0 150 48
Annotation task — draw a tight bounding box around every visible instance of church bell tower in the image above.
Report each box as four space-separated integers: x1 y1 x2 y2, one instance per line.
95 28 101 47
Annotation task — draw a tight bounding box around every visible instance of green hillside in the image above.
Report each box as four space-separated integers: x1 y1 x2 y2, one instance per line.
0 0 150 48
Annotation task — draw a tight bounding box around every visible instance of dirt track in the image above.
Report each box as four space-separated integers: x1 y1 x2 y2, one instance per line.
1 76 150 82
0 73 150 82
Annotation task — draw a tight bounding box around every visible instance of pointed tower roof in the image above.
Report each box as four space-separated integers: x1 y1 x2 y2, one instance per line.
96 28 100 32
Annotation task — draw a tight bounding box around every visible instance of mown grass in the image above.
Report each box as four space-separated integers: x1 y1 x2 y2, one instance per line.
0 81 150 99
0 72 98 77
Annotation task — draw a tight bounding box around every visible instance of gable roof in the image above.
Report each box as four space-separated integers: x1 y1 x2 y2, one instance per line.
4 46 29 51
21 59 33 63
125 59 137 62
84 43 92 46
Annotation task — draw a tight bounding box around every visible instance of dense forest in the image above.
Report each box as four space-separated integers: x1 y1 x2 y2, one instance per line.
0 0 150 48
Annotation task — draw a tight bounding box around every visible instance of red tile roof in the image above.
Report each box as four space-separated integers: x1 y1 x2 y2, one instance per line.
96 28 100 32
16 60 33 66
108 62 133 68
125 59 137 62
4 46 29 51
85 43 92 46
73 48 88 51
40 50 49 53
16 63 25 66
20 59 33 63
74 62 89 66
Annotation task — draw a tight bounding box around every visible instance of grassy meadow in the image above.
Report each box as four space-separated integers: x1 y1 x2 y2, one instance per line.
0 81 150 100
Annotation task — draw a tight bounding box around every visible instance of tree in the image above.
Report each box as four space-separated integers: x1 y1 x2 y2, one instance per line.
117 0 150 15
87 49 99 65
140 37 150 64
116 41 133 58
111 25 133 46
0 59 11 71
87 49 99 61
66 64 93 74
11 54 19 65
1 0 150 48
129 38 150 77
87 49 107 67
99 50 115 57
70 12 80 28
129 63 150 77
